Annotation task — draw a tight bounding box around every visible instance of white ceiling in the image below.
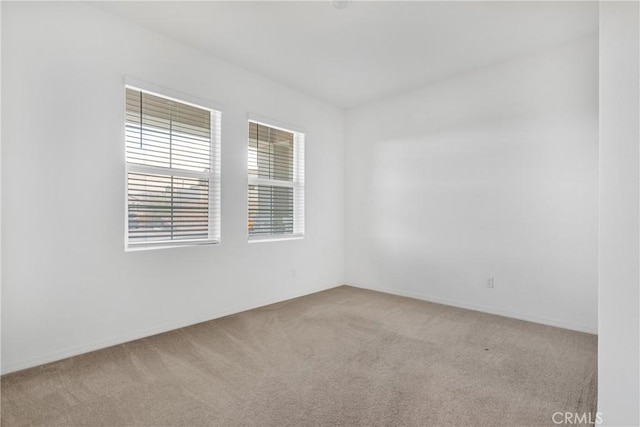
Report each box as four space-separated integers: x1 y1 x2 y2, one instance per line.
96 1 599 109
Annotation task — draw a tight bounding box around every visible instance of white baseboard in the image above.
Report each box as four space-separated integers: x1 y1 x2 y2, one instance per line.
1 282 342 375
347 283 598 335
2 282 595 374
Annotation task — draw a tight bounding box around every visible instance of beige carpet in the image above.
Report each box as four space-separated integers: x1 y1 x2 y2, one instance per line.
1 286 597 426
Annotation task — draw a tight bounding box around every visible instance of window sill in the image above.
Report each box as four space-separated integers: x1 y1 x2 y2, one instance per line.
248 234 304 244
126 239 220 252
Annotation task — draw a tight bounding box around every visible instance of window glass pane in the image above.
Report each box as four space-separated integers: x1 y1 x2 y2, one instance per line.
248 122 294 181
128 172 209 243
126 89 211 172
248 185 294 236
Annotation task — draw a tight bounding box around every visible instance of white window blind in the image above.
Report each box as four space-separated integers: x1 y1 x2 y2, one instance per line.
248 121 304 240
125 86 221 249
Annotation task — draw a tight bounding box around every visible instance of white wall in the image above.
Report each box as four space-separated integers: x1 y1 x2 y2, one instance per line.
0 0 3 375
598 2 640 425
344 35 599 333
1 2 344 374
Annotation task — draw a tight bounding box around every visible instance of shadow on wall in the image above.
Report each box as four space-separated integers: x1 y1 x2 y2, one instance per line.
364 112 598 330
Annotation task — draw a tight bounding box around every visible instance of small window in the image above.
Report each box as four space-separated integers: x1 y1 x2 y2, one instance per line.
248 120 304 241
125 85 221 250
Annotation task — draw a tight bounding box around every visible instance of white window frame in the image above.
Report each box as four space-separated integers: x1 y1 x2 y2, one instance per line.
247 114 305 243
124 77 222 251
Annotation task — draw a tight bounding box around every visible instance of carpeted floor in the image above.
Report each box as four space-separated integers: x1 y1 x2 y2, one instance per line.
1 286 597 426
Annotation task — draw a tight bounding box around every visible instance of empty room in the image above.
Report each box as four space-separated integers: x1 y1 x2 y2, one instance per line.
1 1 639 426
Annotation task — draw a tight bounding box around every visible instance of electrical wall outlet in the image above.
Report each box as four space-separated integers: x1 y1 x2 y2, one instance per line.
486 277 495 288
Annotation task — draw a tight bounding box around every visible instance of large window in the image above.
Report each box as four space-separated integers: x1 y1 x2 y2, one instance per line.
125 84 221 250
248 120 304 240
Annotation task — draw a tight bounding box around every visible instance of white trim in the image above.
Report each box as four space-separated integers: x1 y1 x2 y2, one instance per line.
247 113 306 135
126 238 219 252
347 283 598 335
248 234 303 244
0 282 343 375
124 76 223 113
210 110 222 242
248 177 295 188
293 132 305 236
126 163 212 180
